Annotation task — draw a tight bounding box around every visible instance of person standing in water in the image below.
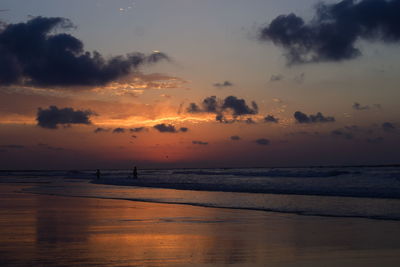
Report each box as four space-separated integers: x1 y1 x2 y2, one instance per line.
96 169 101 180
133 166 138 179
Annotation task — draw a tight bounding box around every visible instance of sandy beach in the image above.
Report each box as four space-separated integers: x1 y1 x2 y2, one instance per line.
0 183 400 266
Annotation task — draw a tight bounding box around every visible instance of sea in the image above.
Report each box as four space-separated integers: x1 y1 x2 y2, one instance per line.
1 166 400 220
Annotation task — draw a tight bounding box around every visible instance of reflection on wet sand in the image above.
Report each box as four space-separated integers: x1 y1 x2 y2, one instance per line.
1 184 400 266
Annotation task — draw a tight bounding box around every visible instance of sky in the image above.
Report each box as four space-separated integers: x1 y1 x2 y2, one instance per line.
0 0 400 169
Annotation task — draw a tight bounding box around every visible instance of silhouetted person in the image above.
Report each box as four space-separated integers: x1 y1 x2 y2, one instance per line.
96 169 101 180
133 166 138 179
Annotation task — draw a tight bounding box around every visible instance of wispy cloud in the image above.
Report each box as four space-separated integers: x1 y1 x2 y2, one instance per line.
213 81 233 88
192 140 208 145
255 138 270 145
270 74 284 82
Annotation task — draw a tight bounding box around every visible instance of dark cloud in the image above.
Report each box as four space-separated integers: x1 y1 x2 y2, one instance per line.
331 129 354 140
264 115 279 123
270 74 284 82
154 124 175 133
187 96 219 114
215 117 238 124
215 114 227 123
146 52 170 64
129 127 147 133
213 81 233 88
0 17 169 87
223 96 258 116
294 111 310 123
187 95 258 123
37 106 93 129
187 103 202 113
94 127 110 133
230 136 241 141
259 0 400 64
382 122 396 132
255 138 270 145
353 102 382 111
294 111 335 124
203 96 219 113
192 140 208 145
113 128 125 133
153 124 187 133
286 131 321 137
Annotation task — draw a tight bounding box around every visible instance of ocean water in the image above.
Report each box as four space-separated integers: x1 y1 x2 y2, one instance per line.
1 166 400 220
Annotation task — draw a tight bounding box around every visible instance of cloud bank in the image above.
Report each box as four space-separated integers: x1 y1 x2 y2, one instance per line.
153 124 187 133
294 111 335 124
0 17 169 87
259 0 400 64
36 106 93 129
187 95 258 123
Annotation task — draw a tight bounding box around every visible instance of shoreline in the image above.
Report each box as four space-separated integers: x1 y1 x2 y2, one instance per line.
2 163 400 172
91 178 400 200
19 179 400 221
23 189 400 222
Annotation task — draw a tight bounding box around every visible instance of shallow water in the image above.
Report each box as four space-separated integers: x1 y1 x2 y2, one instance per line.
19 177 400 220
3 166 400 198
2 166 400 219
1 184 400 267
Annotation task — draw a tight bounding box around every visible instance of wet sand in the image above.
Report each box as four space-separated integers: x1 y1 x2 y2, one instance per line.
1 184 400 266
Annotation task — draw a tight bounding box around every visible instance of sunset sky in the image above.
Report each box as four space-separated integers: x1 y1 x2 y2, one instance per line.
1 0 400 169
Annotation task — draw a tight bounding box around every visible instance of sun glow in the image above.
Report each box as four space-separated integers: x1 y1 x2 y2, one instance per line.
93 114 215 127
